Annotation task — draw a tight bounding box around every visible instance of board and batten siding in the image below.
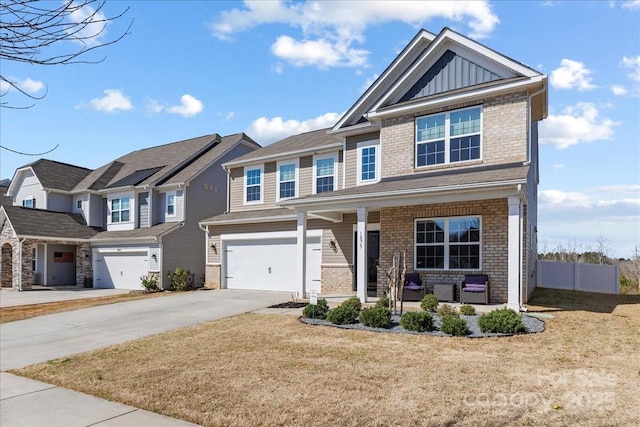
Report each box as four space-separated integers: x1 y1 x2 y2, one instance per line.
47 192 73 212
162 141 256 289
88 194 103 227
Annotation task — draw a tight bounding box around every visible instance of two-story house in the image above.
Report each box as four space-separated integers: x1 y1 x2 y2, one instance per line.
200 28 548 310
0 133 259 290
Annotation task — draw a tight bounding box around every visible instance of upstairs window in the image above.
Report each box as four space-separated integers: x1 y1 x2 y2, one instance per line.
75 200 83 211
277 160 297 200
23 196 36 208
357 140 380 185
415 216 481 270
244 166 263 204
314 155 336 194
166 192 176 216
110 197 130 223
416 106 481 167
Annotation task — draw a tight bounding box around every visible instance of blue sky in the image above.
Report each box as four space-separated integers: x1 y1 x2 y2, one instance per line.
1 1 639 257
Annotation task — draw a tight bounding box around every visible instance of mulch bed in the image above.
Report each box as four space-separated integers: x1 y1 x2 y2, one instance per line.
268 301 308 308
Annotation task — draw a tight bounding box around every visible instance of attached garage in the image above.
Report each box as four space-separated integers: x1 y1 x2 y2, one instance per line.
93 250 149 290
223 232 321 293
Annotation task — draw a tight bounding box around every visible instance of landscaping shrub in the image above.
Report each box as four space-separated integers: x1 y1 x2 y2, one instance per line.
478 308 526 334
440 315 469 336
375 296 390 309
140 274 159 291
420 294 439 312
400 311 434 332
167 267 193 292
359 306 392 328
459 304 476 316
302 298 329 319
341 297 362 313
436 304 457 317
326 304 359 325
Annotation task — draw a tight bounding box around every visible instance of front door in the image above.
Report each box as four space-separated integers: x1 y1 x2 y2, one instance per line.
353 230 380 296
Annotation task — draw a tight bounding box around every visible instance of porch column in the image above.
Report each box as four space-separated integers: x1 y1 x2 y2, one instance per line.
296 211 308 298
507 196 522 311
356 207 368 303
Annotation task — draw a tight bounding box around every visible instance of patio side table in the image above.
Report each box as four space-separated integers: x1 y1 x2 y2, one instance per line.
433 283 455 302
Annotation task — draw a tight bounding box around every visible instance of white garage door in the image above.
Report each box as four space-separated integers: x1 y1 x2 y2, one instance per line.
225 237 321 293
94 252 148 290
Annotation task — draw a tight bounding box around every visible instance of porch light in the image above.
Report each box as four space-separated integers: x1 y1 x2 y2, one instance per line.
151 254 157 262
329 239 337 252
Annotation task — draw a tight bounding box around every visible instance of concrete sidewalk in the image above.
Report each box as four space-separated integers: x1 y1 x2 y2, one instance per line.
0 289 292 427
0 286 131 308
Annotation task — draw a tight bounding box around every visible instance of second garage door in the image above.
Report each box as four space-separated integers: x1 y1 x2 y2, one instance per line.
224 236 321 293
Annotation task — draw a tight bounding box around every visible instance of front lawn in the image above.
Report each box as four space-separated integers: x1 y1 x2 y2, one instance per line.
11 288 640 426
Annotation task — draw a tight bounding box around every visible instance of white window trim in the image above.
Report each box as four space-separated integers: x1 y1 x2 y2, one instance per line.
23 195 35 208
165 191 177 217
312 153 338 195
108 196 132 224
414 216 482 271
356 139 381 185
243 165 264 205
276 159 299 202
415 105 483 168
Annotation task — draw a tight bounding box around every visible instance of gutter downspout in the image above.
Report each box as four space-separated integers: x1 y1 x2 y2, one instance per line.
225 166 231 214
525 79 546 166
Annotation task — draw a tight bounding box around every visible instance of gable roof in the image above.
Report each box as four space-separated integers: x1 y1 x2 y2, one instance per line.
332 27 546 134
222 128 341 168
7 159 92 196
73 133 260 192
0 205 101 241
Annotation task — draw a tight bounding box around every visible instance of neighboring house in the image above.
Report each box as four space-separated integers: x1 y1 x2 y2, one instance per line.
1 133 260 290
200 28 548 310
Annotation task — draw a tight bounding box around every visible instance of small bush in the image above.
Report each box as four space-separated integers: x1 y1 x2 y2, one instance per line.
459 304 476 316
375 296 390 309
326 304 359 325
359 306 392 328
341 297 362 313
478 308 526 334
420 294 439 312
167 267 192 292
140 274 159 291
302 298 329 319
400 311 434 332
436 304 457 317
440 315 469 336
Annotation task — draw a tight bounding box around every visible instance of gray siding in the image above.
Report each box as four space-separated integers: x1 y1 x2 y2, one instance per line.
89 194 103 227
13 171 45 209
47 192 72 212
138 192 149 228
299 156 313 196
163 142 256 288
401 50 501 101
158 189 184 223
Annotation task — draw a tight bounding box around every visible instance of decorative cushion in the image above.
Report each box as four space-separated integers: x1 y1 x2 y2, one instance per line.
405 283 422 291
464 275 488 286
463 285 486 293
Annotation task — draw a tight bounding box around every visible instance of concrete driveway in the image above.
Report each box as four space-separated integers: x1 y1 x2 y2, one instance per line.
0 288 291 426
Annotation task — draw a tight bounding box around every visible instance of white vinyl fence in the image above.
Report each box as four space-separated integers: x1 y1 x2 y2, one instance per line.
537 260 620 294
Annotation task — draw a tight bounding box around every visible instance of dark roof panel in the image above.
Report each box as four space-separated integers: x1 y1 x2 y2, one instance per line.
106 166 164 189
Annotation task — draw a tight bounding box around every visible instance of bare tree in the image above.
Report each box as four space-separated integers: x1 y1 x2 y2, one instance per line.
1 0 132 109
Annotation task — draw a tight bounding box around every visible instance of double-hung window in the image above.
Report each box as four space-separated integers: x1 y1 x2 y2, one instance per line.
23 196 36 208
357 140 380 185
416 106 481 167
244 166 263 203
111 197 130 223
415 216 481 270
314 155 336 194
277 160 297 200
166 192 176 216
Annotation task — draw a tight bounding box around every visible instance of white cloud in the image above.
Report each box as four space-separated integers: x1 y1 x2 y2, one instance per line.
210 1 499 69
360 73 380 94
89 89 133 112
610 84 628 95
550 59 596 90
621 56 640 81
552 163 566 169
225 112 235 121
246 112 342 144
66 1 109 47
0 77 45 95
166 94 204 117
539 103 618 149
538 186 640 255
621 0 640 10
